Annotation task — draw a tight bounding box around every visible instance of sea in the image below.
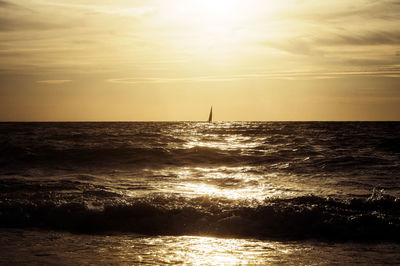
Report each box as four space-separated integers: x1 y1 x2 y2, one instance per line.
1 122 400 264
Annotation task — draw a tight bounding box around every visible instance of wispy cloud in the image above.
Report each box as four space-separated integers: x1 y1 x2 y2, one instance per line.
0 0 23 9
107 70 400 84
262 30 400 56
315 31 400 46
0 0 78 32
283 0 400 22
0 17 71 31
40 1 154 17
262 38 324 56
37 79 72 84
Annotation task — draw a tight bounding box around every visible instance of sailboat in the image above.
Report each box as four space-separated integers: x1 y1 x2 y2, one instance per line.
208 106 213 122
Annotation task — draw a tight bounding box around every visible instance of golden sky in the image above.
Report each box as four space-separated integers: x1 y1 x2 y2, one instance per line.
1 0 399 121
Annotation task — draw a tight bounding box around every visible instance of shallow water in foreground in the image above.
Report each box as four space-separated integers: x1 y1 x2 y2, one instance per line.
1 122 400 263
1 229 400 265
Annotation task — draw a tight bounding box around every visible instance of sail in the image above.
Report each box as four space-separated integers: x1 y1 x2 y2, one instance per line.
208 106 213 122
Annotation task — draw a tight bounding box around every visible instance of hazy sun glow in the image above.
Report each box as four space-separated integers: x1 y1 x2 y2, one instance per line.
164 0 243 28
162 0 285 51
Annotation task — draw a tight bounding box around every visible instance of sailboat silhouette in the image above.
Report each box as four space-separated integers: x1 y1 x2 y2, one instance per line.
208 106 213 122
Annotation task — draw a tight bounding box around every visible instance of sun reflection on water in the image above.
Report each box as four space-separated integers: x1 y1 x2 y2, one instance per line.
184 135 260 150
124 235 285 265
181 182 257 200
165 166 297 201
168 166 271 200
117 166 303 201
5 230 397 265
114 165 309 200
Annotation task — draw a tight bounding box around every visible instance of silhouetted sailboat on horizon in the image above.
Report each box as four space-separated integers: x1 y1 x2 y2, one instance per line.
208 106 213 122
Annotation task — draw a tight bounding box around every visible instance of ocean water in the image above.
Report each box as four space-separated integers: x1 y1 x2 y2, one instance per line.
1 122 400 264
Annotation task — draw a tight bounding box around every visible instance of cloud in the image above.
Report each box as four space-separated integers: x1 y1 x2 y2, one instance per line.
0 17 71 31
257 1 400 64
0 1 76 32
262 38 324 56
107 70 400 84
316 31 400 46
37 80 72 84
344 58 400 67
287 0 400 22
107 76 249 84
261 29 400 73
42 2 154 17
0 0 19 9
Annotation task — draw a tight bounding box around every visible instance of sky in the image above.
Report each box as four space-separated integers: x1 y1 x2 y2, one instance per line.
0 0 399 121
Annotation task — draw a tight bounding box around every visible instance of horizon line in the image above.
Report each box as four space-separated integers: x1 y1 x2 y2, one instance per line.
0 120 399 123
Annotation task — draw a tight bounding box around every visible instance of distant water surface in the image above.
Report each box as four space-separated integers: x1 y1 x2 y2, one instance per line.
1 122 400 264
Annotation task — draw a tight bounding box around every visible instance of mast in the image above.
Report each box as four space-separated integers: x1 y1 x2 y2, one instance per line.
208 106 213 122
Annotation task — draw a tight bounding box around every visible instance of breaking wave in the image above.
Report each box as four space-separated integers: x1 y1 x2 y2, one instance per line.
1 191 400 242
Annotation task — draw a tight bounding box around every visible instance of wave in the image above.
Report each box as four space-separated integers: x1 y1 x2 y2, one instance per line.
2 143 398 176
1 192 400 242
0 144 250 170
1 122 399 174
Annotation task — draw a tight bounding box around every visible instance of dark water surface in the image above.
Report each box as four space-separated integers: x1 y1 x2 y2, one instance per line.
1 122 400 263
